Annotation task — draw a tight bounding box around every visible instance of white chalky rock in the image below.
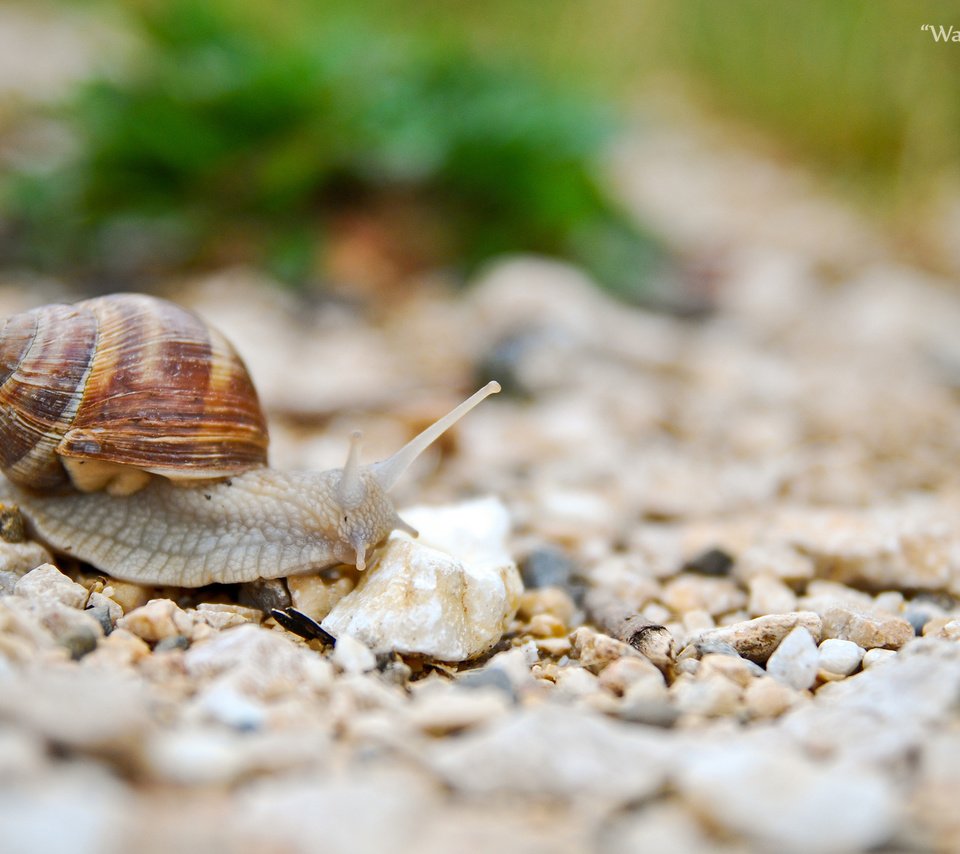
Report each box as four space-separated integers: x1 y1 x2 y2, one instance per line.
322 497 522 662
766 626 819 690
817 638 864 676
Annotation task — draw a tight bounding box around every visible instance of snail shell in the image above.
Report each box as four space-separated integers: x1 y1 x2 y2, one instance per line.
0 293 268 495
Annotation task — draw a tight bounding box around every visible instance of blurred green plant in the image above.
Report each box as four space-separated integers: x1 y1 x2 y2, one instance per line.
1 0 665 296
426 0 960 218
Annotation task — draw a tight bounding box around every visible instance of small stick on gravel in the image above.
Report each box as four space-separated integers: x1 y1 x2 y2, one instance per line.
587 595 676 675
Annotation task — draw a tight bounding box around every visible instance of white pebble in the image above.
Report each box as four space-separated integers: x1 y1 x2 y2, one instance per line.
766 626 819 690
862 648 897 669
0 541 52 576
554 666 600 698
817 638 864 676
331 633 376 675
322 498 521 662
14 564 88 609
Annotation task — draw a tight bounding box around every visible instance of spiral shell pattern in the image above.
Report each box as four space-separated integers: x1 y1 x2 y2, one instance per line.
0 293 269 489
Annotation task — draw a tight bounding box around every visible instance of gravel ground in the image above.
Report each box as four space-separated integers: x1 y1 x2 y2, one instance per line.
4 121 960 853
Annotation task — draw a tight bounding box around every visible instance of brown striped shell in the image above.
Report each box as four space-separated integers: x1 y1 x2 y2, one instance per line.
0 293 269 492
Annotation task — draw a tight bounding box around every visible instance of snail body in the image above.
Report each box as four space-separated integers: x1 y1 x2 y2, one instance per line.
0 294 500 586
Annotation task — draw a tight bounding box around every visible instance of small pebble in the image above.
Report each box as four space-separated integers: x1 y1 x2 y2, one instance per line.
690 612 822 664
118 599 195 643
288 572 356 623
682 547 734 577
570 627 640 674
331 633 377 674
15 564 88 609
766 626 819 691
535 635 573 657
0 540 50 575
519 547 578 590
59 625 99 660
903 607 935 635
817 638 864 676
474 328 539 399
154 635 190 653
670 671 741 718
192 603 262 632
103 581 152 614
862 648 897 668
516 587 576 625
184 623 333 695
0 503 25 542
457 667 516 699
925 619 960 641
598 656 665 697
618 697 679 728
820 605 913 650
81 629 150 668
85 592 121 634
743 676 799 718
526 613 566 638
698 653 765 686
485 643 539 690
873 591 904 614
554 665 601 698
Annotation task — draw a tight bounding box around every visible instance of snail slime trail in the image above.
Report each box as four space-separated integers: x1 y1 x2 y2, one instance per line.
0 293 501 586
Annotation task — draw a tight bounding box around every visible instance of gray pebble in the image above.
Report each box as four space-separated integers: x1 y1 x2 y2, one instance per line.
520 547 578 590
456 667 517 700
617 697 680 728
475 329 539 398
59 626 99 661
155 635 191 653
682 548 734 577
902 607 934 636
84 603 115 637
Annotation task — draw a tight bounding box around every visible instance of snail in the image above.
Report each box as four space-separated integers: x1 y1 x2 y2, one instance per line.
0 293 500 587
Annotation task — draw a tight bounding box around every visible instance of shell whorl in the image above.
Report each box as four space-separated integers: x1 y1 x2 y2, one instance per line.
0 293 269 491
